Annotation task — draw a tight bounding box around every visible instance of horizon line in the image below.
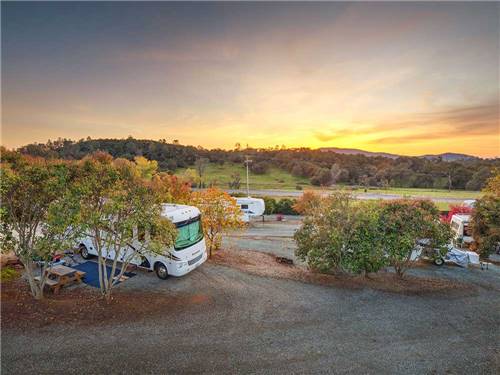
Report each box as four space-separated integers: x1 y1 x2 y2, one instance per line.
3 136 498 160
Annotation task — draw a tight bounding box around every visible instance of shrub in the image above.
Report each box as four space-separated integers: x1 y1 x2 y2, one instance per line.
262 196 277 215
0 266 18 282
275 198 298 215
343 204 387 274
295 193 386 274
378 199 451 277
293 190 323 215
472 196 500 257
471 170 500 257
294 195 450 277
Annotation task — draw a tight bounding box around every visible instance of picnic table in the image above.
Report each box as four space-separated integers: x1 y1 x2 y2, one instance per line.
35 265 86 294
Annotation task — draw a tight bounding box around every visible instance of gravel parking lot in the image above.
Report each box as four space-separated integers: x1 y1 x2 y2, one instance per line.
2 256 500 374
3 219 500 374
223 215 301 262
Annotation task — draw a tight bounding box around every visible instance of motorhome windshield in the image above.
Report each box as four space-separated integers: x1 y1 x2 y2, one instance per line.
174 215 203 250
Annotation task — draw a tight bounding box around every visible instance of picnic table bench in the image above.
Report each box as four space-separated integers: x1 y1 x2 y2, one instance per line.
35 265 86 294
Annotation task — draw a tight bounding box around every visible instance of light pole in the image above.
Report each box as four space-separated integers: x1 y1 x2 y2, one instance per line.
244 156 252 197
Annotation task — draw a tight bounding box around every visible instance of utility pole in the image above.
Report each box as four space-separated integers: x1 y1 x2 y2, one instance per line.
244 155 252 197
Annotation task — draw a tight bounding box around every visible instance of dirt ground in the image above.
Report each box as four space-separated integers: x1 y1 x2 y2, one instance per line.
2 255 500 374
1 277 211 330
211 248 475 296
2 220 500 374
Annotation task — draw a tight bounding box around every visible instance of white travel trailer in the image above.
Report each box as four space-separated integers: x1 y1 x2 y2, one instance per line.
462 199 476 209
78 204 207 279
450 214 474 247
235 197 265 222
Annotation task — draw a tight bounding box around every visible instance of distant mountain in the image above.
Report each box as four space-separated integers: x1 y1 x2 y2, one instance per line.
319 147 478 161
318 147 400 159
421 152 477 161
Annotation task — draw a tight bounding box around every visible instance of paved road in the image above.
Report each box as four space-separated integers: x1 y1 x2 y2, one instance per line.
3 261 499 374
224 188 472 203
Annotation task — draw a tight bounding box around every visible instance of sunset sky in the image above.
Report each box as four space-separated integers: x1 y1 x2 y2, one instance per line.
2 2 499 157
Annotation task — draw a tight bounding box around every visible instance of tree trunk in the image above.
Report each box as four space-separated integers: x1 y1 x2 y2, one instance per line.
104 289 112 302
23 259 44 300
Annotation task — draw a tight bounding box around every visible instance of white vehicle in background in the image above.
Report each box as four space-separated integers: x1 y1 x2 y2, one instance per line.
234 156 266 222
235 197 265 222
78 204 207 279
450 214 474 248
462 199 476 208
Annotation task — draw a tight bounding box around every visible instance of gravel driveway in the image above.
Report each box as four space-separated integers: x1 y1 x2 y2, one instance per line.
223 216 301 262
2 259 500 374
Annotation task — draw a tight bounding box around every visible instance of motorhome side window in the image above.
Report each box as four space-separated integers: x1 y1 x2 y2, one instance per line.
241 204 249 209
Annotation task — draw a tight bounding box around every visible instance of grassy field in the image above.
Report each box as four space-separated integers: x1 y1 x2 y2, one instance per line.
176 162 481 207
176 162 310 190
358 187 482 199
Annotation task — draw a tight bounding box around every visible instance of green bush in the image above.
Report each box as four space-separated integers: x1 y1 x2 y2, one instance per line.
275 198 298 215
295 195 450 277
262 196 277 215
471 169 500 258
0 266 18 282
343 204 387 274
378 199 451 277
295 194 386 274
472 195 500 257
261 197 299 215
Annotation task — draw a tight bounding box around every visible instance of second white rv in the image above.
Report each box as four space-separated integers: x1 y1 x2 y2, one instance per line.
235 197 265 222
450 214 474 247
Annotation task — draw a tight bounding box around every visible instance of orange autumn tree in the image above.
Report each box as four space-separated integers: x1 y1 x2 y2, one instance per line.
149 173 192 204
190 188 243 257
293 190 324 215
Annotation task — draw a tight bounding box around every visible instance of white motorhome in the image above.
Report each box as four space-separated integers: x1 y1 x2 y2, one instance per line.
235 197 265 222
78 204 207 279
450 214 474 247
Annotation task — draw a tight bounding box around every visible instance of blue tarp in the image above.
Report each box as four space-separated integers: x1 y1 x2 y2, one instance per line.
72 261 136 288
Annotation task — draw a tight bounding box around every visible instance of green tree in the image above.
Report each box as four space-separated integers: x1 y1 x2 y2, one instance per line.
378 199 451 277
0 153 80 299
343 204 386 275
294 193 354 273
228 172 242 189
74 152 177 300
134 156 158 180
195 157 209 188
471 169 500 257
294 194 386 275
465 167 491 191
263 196 276 215
275 198 297 215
